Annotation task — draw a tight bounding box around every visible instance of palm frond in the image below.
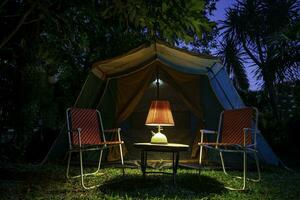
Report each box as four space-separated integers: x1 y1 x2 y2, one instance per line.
218 38 249 91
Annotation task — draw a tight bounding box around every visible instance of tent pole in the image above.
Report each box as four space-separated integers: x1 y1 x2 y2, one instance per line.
96 78 111 109
74 74 90 106
156 67 159 99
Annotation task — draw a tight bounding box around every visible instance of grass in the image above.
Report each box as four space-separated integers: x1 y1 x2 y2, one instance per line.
0 163 299 200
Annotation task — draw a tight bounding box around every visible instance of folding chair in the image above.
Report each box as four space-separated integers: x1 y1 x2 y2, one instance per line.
66 107 124 189
198 107 261 190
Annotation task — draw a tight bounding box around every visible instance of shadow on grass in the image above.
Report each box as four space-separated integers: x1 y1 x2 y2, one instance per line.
99 173 226 199
3 164 300 200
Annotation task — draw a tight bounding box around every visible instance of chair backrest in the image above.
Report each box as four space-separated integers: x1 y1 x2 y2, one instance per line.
66 108 103 147
219 107 256 145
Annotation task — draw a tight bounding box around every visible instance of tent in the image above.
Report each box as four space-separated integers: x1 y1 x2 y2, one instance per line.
45 42 279 166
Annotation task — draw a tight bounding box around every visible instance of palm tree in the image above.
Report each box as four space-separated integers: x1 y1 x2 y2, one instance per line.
218 38 249 91
219 0 300 119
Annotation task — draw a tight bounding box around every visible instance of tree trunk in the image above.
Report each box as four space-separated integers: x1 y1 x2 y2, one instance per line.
261 64 279 120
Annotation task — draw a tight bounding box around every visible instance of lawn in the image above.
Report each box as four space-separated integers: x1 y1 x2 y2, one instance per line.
0 163 299 200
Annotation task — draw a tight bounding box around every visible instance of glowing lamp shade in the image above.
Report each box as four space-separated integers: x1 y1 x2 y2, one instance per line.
145 100 174 126
145 100 174 144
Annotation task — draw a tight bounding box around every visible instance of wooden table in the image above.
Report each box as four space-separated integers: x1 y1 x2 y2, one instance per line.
134 143 189 183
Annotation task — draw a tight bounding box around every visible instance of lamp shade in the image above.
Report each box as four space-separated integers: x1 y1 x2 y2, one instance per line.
145 100 175 126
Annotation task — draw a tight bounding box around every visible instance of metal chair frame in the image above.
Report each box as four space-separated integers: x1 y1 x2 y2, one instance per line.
198 107 261 190
66 108 124 189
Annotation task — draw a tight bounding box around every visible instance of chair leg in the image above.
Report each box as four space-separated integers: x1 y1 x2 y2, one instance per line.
252 151 261 182
224 150 247 191
219 151 228 175
79 149 101 190
66 148 105 189
242 150 247 190
199 145 203 165
96 149 103 173
229 151 261 182
198 145 204 174
67 150 103 180
119 144 125 175
66 151 72 178
79 149 85 188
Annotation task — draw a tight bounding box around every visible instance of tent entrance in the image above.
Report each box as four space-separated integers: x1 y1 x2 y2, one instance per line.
119 66 202 161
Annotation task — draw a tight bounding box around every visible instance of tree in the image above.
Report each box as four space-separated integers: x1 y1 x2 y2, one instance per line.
220 0 300 119
0 0 217 128
101 0 217 46
218 38 249 91
0 0 217 161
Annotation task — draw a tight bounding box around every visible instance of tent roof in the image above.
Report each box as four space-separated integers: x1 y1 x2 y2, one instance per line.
92 42 221 79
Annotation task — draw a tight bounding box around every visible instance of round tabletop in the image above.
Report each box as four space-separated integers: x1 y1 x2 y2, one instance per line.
134 142 189 152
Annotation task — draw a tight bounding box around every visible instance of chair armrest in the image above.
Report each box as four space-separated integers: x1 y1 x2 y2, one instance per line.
243 128 257 132
67 128 83 146
104 128 121 133
67 128 81 133
103 128 122 142
243 128 259 147
200 129 218 134
199 129 218 144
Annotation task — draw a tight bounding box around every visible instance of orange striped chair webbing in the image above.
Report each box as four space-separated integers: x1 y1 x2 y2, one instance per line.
220 107 253 145
70 108 102 145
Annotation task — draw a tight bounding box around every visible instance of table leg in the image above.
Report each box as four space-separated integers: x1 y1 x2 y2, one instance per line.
175 152 179 174
141 150 145 178
145 151 147 175
171 152 180 185
172 152 175 175
172 151 178 185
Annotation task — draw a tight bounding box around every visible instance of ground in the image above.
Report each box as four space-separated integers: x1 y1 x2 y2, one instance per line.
0 163 299 200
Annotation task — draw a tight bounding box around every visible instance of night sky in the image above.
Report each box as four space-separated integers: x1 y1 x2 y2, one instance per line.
209 0 261 91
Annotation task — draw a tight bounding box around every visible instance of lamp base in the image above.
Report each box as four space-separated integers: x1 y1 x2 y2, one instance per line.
151 132 168 144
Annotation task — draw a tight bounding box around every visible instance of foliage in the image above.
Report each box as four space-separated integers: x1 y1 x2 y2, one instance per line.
0 0 217 162
102 0 216 44
100 0 219 55
219 0 300 118
218 38 249 91
240 80 300 155
0 164 300 199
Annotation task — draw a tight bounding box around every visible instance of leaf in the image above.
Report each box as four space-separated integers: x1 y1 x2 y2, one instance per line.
162 2 168 12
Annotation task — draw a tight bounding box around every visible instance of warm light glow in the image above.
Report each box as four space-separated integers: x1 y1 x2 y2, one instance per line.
145 100 174 126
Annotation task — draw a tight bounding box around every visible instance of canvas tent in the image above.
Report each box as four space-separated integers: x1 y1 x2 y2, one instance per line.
45 42 279 166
